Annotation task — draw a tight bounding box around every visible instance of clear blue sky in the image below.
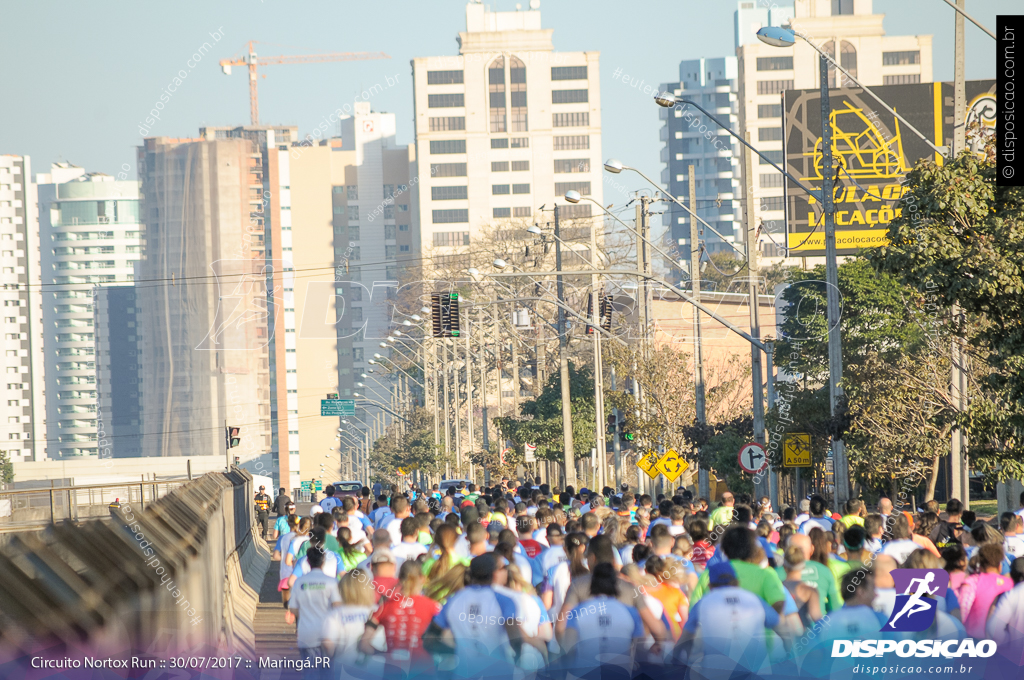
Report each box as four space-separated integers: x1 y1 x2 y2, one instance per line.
0 0 1010 193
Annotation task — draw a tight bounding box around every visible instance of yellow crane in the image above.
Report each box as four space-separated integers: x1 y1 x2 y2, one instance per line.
219 41 391 126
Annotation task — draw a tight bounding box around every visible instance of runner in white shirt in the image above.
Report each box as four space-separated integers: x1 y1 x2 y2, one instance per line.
560 563 645 675
384 496 413 547
287 547 342 662
321 569 379 666
987 559 1024 645
537 525 567 578
391 517 429 562
546 533 587 619
676 561 780 673
422 553 524 679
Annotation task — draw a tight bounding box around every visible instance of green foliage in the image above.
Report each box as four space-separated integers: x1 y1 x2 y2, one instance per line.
494 361 600 462
870 148 1024 479
0 450 12 485
369 407 444 484
707 428 754 496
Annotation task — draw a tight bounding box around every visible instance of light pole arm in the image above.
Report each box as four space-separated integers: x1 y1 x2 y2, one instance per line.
790 32 946 155
375 355 425 387
490 268 769 353
939 0 996 39
665 97 824 199
466 296 629 347
356 398 411 423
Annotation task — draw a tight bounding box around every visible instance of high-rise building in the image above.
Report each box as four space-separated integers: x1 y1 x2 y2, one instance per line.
278 102 413 488
735 0 932 261
135 129 295 479
660 57 742 278
36 165 143 459
0 154 44 462
94 286 142 458
410 2 603 269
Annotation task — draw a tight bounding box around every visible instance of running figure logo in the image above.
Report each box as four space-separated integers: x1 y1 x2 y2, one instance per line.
881 568 949 632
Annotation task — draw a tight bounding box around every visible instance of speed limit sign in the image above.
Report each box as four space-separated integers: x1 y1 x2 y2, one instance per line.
737 442 768 474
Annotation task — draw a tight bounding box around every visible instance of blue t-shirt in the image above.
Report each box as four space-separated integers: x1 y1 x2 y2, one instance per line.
564 596 644 664
433 585 518 672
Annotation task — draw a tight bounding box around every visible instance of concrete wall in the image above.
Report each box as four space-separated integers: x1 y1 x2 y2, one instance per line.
10 455 226 485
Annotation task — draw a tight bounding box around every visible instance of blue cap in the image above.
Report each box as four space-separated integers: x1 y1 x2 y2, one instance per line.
708 561 737 587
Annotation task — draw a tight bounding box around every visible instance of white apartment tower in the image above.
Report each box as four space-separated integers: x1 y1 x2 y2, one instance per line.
735 0 932 261
37 165 143 458
411 2 603 267
0 155 45 462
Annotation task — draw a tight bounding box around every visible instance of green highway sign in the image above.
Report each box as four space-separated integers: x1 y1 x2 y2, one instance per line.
321 399 356 416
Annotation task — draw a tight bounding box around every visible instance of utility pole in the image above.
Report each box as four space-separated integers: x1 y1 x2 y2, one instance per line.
442 339 452 478
819 55 850 508
478 308 490 486
554 204 576 488
743 133 769 502
465 325 475 485
950 0 970 508
610 365 622 486
689 166 710 501
636 197 653 496
590 212 608 492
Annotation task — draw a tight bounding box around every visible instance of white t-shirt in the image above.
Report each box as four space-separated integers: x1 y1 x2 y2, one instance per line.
668 524 686 537
684 586 779 670
532 528 549 547
292 551 340 580
538 545 567 577
881 539 919 565
321 604 373 663
988 582 1024 645
289 570 343 648
345 515 368 546
391 540 428 563
385 516 407 547
548 561 573 619
319 496 341 514
432 585 518 661
1004 535 1024 560
564 596 644 669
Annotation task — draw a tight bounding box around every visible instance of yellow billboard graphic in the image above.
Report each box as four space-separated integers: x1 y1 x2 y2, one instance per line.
789 229 891 252
804 102 910 181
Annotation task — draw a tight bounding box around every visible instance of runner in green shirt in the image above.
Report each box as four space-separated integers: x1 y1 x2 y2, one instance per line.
773 533 842 613
708 492 736 531
689 526 786 614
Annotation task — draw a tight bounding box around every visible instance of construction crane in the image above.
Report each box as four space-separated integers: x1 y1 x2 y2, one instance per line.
219 41 391 126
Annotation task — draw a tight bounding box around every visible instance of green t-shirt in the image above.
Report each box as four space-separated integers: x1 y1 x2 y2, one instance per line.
297 535 341 558
708 506 734 530
690 559 787 609
775 560 842 613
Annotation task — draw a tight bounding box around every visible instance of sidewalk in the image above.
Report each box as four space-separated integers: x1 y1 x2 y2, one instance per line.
254 559 301 678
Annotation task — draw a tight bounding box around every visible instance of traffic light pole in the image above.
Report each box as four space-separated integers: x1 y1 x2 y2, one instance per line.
224 419 230 470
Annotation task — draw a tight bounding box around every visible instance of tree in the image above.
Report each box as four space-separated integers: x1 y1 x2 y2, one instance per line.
870 144 1024 479
369 407 445 485
0 450 12 486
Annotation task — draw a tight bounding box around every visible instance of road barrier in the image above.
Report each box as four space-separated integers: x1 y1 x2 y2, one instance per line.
0 469 269 661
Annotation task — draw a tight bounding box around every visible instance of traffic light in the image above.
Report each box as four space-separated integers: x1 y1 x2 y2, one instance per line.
606 414 617 436
586 295 613 334
226 426 241 449
431 292 461 337
233 456 240 466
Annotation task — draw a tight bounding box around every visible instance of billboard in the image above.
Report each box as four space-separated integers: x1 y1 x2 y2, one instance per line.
783 80 996 256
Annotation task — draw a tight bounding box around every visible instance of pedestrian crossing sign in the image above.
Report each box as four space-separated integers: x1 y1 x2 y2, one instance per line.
636 452 660 480
655 449 689 482
783 433 812 467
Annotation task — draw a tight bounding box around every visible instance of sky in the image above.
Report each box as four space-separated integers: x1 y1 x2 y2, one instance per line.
0 0 1011 201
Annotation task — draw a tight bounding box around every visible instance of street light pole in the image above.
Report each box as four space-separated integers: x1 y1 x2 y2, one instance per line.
688 165 710 501
819 54 850 508
743 132 769 503
554 204 576 488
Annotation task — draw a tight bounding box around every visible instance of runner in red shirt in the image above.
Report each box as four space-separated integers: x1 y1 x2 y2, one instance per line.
517 516 545 558
369 549 404 603
360 560 441 668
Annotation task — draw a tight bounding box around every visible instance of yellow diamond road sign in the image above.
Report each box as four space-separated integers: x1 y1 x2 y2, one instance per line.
783 433 812 468
655 449 690 482
636 452 660 479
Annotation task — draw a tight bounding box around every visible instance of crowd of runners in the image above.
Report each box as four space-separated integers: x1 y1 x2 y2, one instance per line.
265 480 1024 678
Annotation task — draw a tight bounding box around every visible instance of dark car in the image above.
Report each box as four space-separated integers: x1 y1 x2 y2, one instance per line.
332 481 363 500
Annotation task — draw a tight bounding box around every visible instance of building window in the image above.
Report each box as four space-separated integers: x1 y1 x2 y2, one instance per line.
561 204 592 219
429 117 465 131
758 104 782 118
511 161 529 171
430 140 466 154
493 208 511 218
761 196 785 211
349 247 360 260
554 159 591 173
332 185 345 194
552 89 589 104
430 163 467 177
347 185 358 200
432 211 469 225
347 205 359 221
427 70 464 84
756 56 793 71
491 138 509 149
399 224 409 231
760 173 784 188
756 80 794 95
555 181 591 195
758 127 783 142
509 56 528 132
551 66 587 80
492 184 511 195
824 40 858 87
553 112 589 127
832 0 854 15
491 161 509 172
489 56 507 133
433 230 470 246
513 207 532 217
883 51 921 66
431 186 467 200
512 184 530 194
510 137 529 148
428 93 465 108
883 74 921 85
554 135 589 150
759 150 785 165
